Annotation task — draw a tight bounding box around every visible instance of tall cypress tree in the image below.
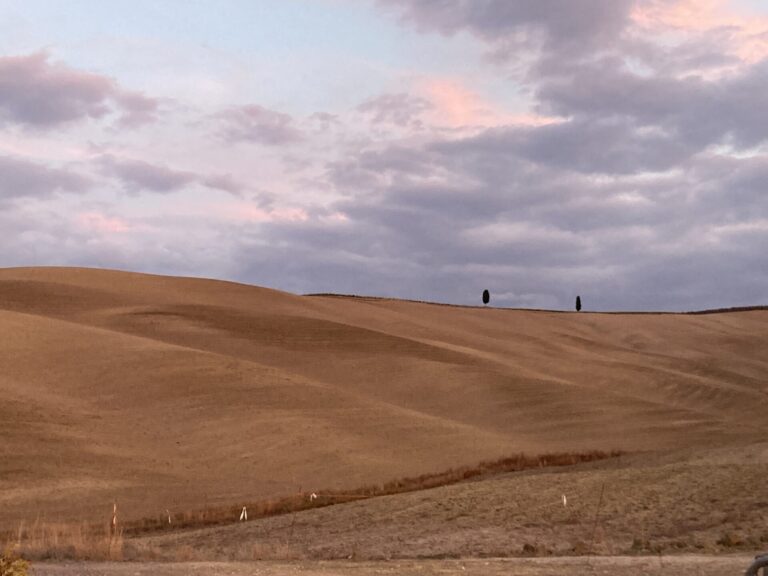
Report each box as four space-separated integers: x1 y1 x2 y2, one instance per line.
482 289 490 305
576 295 582 312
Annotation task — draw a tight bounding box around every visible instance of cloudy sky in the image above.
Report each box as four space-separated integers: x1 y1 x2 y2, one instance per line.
2 0 767 310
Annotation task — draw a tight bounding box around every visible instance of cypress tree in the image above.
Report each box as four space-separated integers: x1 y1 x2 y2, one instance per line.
576 295 582 312
482 289 490 305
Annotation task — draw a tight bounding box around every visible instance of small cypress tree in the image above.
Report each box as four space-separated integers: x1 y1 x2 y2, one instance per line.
482 289 490 305
576 295 582 312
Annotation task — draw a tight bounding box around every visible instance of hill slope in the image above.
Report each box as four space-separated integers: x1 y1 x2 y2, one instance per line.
1 267 766 526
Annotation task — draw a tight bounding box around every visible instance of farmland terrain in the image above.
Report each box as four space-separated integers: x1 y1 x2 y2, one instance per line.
1 266 767 564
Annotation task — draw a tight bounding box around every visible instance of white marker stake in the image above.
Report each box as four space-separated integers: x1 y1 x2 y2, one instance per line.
111 503 118 534
562 494 567 507
239 506 247 521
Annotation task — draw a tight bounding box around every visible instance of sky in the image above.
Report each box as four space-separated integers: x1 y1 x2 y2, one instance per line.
1 0 767 311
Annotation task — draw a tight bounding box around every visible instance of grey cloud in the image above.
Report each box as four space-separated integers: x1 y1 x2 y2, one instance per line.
357 93 432 127
356 0 767 310
0 204 234 281
379 0 768 156
301 115 767 310
377 0 634 58
217 104 304 145
622 32 741 77
308 112 342 132
434 119 692 175
98 154 242 194
0 52 160 128
199 173 243 195
536 58 768 150
113 90 162 128
0 155 91 201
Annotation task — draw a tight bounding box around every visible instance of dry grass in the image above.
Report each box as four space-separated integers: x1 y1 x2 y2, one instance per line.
5 520 123 561
0 549 29 576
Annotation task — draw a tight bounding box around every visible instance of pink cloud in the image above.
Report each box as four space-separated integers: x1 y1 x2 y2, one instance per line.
326 211 349 222
632 0 768 65
0 139 93 162
419 78 497 128
217 204 348 225
78 212 132 233
417 77 560 129
227 204 309 223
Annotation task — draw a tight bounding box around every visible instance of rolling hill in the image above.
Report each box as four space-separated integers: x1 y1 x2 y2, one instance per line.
1 266 767 529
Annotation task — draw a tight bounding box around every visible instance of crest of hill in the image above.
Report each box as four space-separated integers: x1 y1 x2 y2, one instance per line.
1 267 767 527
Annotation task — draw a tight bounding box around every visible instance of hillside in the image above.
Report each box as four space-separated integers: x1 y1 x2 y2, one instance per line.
1 266 767 528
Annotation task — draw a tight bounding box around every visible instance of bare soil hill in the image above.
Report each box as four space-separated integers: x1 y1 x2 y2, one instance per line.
1 266 767 531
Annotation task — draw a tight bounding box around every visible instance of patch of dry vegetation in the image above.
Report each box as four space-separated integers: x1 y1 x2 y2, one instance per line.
0 549 29 576
3 521 123 562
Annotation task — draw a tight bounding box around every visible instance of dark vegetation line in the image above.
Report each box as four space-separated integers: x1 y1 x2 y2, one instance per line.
305 293 768 315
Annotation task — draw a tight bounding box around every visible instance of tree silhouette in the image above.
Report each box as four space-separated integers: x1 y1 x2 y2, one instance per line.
482 289 490 305
576 295 582 312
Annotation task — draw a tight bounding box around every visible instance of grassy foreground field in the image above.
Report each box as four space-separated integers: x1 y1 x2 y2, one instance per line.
1 267 767 567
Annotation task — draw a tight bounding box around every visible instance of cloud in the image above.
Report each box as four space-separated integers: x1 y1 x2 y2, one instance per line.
418 79 499 128
310 0 759 309
0 52 160 129
377 0 635 61
78 211 133 233
0 155 91 201
535 57 768 151
98 154 242 194
299 105 768 310
0 203 235 279
377 0 768 153
632 0 768 65
433 118 692 175
357 93 432 128
216 104 304 145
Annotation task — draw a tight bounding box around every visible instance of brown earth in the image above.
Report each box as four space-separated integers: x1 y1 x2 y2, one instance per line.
26 555 761 576
1 266 767 561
